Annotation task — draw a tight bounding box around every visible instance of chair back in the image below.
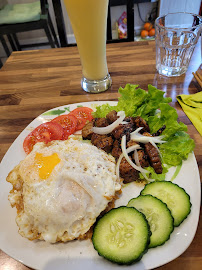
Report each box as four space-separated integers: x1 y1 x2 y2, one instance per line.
0 0 7 10
40 0 47 15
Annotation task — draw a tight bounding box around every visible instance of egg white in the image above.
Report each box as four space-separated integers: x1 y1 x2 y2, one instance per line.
7 137 121 243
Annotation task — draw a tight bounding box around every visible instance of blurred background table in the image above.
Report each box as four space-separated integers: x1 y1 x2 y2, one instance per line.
0 39 201 270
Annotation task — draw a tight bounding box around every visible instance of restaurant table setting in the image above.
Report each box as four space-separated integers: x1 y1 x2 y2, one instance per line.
0 2 202 270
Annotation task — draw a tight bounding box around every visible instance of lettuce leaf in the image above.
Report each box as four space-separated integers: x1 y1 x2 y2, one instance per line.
134 85 172 121
139 165 168 181
93 103 117 118
116 84 148 116
148 103 187 140
159 131 195 166
93 84 171 118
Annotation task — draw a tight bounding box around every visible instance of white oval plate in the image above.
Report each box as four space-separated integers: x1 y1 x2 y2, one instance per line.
0 101 201 270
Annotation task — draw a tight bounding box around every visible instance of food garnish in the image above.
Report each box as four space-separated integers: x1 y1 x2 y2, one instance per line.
141 181 192 226
51 114 78 139
127 195 174 248
23 107 93 153
92 206 151 265
92 111 126 134
23 122 64 154
92 181 191 264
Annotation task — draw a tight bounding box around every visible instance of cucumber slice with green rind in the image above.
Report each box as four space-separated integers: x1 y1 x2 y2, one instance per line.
92 206 151 265
141 181 191 227
127 195 174 248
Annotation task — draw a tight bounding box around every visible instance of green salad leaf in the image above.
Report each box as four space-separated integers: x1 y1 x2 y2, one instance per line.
139 165 168 181
133 85 172 121
148 103 188 140
159 131 195 166
93 84 171 119
93 103 117 118
116 84 148 116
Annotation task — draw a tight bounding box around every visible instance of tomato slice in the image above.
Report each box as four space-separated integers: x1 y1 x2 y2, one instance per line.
69 107 93 122
75 117 86 131
23 122 64 154
51 114 78 140
69 107 93 130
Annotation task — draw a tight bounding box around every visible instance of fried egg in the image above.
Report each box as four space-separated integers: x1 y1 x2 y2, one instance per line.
7 137 121 243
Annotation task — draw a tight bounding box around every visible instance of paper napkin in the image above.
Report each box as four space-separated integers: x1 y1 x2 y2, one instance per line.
177 92 202 136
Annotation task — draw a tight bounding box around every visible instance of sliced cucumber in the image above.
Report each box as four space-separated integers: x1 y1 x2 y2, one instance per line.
92 206 151 265
127 195 174 248
141 181 191 227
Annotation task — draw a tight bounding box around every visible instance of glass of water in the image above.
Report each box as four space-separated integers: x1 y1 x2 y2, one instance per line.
155 13 202 77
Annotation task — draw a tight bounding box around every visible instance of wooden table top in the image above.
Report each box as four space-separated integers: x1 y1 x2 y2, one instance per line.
0 40 201 270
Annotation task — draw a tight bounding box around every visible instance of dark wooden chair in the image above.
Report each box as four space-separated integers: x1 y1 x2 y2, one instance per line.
0 35 10 69
0 0 59 53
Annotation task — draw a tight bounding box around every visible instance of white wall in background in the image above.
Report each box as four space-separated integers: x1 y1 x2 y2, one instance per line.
159 0 201 16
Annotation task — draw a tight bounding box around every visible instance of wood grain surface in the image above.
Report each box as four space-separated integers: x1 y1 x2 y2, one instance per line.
0 40 201 270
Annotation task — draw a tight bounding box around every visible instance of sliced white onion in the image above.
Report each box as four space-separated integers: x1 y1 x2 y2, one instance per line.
92 111 125 135
130 128 166 144
130 127 143 135
116 154 122 179
121 135 148 174
116 144 141 179
134 149 140 167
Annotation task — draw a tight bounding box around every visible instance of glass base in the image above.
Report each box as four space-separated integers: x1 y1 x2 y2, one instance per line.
156 64 188 77
81 74 112 93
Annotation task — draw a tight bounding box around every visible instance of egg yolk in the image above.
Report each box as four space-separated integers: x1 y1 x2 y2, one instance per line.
35 153 61 180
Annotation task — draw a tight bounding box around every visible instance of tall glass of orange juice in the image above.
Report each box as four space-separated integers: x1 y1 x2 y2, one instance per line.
63 0 112 93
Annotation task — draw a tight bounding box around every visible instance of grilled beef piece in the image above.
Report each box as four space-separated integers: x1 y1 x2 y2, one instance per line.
137 150 149 168
134 116 150 132
112 122 134 141
127 140 138 148
82 121 94 140
94 117 109 127
111 140 122 159
91 133 114 153
152 125 166 136
112 125 125 140
145 143 162 174
124 117 134 123
106 110 118 124
119 157 139 183
142 132 152 137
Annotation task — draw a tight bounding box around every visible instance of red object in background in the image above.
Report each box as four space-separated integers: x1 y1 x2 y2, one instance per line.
118 11 127 39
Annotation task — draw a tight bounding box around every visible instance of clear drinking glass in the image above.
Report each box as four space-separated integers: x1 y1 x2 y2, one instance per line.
155 13 202 77
64 0 112 93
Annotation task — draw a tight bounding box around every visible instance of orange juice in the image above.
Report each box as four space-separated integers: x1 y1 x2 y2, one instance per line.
64 0 109 81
